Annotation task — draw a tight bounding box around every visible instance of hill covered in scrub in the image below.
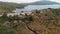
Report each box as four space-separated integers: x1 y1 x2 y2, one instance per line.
0 8 60 34
0 5 16 13
0 1 26 13
22 0 60 5
0 1 26 8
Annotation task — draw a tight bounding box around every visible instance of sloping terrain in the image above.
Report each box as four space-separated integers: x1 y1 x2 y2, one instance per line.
24 1 60 5
0 1 26 8
0 8 60 34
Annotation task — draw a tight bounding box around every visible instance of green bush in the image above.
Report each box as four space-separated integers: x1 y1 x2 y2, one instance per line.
25 15 34 21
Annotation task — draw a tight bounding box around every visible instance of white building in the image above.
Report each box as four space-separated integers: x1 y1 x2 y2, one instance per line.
25 11 32 15
7 13 20 17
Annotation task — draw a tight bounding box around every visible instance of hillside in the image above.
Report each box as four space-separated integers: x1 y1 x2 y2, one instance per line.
0 1 27 13
25 1 60 5
0 1 26 8
0 8 60 34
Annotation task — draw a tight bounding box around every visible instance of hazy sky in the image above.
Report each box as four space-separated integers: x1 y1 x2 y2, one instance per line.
0 0 60 3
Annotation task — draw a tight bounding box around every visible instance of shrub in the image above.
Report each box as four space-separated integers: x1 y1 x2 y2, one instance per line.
25 15 34 21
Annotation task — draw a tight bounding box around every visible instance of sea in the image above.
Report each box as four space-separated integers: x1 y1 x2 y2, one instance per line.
16 5 60 13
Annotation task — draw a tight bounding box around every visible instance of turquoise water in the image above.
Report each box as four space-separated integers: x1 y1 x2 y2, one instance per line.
16 5 60 13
